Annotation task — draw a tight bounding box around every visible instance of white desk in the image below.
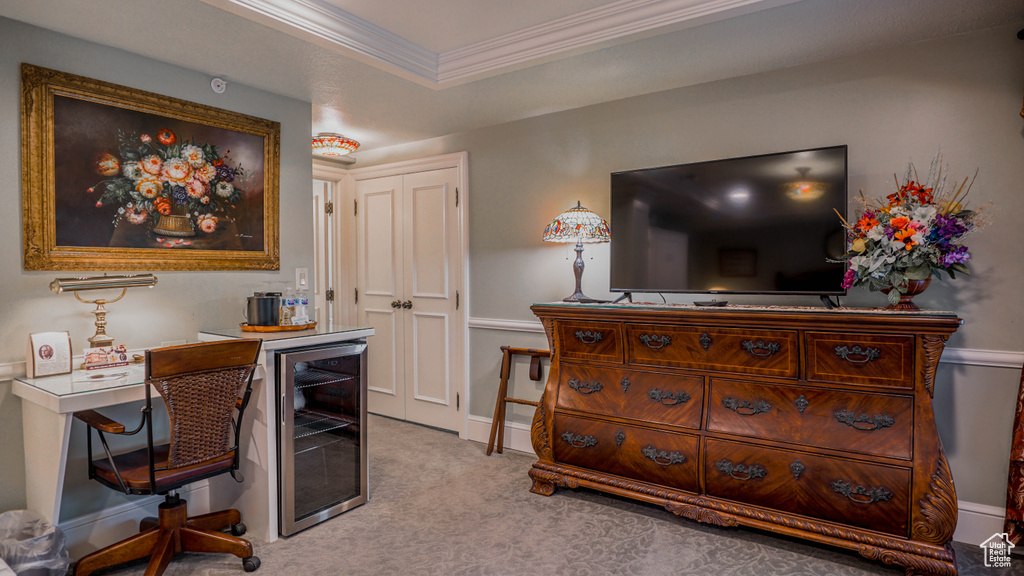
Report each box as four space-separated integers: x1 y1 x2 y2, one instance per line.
14 324 372 545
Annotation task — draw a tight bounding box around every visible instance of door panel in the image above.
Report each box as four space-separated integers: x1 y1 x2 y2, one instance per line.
402 168 461 430
363 189 398 296
410 181 448 297
357 175 405 420
410 312 449 405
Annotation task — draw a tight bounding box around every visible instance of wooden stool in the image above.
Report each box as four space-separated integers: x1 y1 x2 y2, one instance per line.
486 346 550 455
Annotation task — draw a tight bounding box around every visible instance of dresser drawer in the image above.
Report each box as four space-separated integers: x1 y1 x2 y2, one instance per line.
553 414 699 492
556 320 623 363
626 324 798 378
704 438 911 536
556 363 704 429
706 379 913 459
805 332 915 389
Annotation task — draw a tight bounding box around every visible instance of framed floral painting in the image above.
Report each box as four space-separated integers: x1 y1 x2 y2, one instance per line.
21 63 280 270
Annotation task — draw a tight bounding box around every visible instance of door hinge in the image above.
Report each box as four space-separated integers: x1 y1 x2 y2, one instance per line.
326 288 335 302
324 201 333 215
456 392 460 410
354 287 358 304
455 187 459 207
456 290 459 310
354 199 358 216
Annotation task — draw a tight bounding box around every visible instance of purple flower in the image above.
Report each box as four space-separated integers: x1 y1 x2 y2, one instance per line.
171 186 189 204
215 164 235 182
940 246 971 267
841 268 857 289
928 214 969 249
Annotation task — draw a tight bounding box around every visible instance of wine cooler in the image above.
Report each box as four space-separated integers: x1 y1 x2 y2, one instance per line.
276 341 368 536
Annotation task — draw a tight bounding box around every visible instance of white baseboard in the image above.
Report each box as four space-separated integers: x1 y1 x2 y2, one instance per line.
59 482 210 560
466 415 535 454
953 500 1005 546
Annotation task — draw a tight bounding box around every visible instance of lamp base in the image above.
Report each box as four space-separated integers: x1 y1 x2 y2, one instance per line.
562 293 605 304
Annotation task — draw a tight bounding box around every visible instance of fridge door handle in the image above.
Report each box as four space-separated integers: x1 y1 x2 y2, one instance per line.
281 391 287 427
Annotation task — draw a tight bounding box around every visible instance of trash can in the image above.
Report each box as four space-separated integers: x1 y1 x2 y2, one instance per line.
0 511 70 576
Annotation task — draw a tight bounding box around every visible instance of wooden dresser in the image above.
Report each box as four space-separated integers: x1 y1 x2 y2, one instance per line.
529 303 962 576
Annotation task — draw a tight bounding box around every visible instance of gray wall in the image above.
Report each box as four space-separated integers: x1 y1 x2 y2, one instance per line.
355 25 1024 508
0 17 313 515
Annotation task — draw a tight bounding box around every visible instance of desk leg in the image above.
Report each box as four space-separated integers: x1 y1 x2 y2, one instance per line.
22 402 73 525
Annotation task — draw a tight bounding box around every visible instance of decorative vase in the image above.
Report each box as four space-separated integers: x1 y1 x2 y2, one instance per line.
152 205 195 237
882 277 931 311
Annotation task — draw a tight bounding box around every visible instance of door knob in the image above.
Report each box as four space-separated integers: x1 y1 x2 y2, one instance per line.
402 300 413 309
391 300 401 308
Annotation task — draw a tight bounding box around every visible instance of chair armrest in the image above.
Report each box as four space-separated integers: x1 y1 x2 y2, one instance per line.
74 410 126 434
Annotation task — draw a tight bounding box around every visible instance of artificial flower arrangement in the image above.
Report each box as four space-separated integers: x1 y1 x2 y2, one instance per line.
836 154 986 307
89 128 248 236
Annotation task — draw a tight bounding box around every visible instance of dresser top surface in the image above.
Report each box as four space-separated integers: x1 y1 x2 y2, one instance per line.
533 301 959 318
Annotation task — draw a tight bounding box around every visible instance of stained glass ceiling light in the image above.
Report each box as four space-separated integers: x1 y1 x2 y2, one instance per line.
543 201 611 303
312 133 359 156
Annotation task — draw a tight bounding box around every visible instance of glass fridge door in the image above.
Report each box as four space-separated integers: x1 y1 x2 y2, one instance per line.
278 341 367 535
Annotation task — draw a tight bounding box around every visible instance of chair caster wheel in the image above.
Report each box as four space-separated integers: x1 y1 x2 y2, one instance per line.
243 556 260 572
231 522 247 536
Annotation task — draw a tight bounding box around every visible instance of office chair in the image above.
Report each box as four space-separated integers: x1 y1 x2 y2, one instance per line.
72 339 263 576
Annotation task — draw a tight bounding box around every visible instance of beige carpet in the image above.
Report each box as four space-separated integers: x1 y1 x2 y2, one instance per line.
82 415 1008 576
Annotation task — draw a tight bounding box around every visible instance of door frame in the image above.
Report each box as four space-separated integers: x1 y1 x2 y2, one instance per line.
343 152 469 439
312 159 356 327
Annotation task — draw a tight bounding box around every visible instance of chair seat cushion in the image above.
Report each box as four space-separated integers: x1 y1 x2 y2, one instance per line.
93 445 235 492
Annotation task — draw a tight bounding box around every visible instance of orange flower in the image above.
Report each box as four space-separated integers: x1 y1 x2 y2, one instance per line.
157 129 177 146
855 215 879 233
889 216 911 230
894 229 917 250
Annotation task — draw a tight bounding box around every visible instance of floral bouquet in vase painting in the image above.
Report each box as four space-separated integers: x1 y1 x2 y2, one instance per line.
836 154 986 310
90 128 248 241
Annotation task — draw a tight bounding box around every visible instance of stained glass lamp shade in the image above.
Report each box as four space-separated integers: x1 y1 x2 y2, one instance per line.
312 133 359 157
543 201 611 303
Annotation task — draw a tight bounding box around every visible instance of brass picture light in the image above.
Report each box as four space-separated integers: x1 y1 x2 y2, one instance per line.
50 273 158 348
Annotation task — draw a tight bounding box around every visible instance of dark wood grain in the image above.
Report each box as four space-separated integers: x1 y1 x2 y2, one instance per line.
556 320 623 363
530 303 961 576
706 378 914 459
146 339 261 380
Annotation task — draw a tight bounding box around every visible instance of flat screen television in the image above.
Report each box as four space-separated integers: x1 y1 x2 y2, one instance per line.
610 145 848 296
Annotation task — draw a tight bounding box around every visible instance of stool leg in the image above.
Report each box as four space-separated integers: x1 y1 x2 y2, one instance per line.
487 348 513 455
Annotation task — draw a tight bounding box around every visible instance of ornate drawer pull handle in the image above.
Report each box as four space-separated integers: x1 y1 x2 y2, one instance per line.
830 480 893 504
621 377 631 392
741 340 781 357
715 458 767 481
642 445 686 466
575 330 603 344
560 431 597 449
639 334 672 349
790 459 805 480
699 332 712 351
834 345 881 363
722 396 771 415
615 431 625 446
794 395 809 414
648 388 691 405
833 409 894 431
567 378 603 394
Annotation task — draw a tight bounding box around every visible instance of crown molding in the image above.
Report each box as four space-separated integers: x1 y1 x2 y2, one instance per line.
219 0 437 82
437 0 800 84
213 0 798 86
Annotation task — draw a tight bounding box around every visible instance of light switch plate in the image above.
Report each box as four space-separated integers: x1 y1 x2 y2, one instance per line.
295 268 309 290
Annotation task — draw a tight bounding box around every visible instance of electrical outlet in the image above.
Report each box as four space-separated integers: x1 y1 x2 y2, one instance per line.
296 268 309 291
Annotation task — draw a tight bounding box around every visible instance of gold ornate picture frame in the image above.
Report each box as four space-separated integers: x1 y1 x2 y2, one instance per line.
21 63 280 271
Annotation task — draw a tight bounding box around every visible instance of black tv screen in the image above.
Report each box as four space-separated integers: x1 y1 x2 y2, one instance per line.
610 145 848 295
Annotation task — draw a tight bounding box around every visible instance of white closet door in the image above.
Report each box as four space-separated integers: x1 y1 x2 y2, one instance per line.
401 167 460 430
355 167 462 431
356 175 405 420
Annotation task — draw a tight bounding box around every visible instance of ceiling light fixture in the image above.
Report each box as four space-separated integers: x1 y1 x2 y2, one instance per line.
312 133 359 157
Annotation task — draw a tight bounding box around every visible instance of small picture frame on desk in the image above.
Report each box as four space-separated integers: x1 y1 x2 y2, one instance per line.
26 331 73 378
